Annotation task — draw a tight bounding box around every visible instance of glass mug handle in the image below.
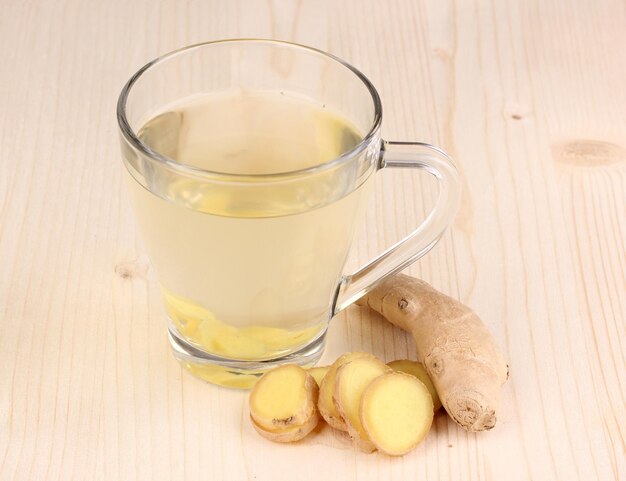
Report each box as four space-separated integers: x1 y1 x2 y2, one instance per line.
332 140 462 314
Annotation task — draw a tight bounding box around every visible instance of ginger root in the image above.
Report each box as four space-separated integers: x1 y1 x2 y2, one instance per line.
249 364 319 442
387 359 442 411
357 274 509 431
318 351 375 431
333 356 391 452
361 372 434 455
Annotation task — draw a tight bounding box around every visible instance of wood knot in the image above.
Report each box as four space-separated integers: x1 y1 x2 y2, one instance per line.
114 260 148 280
432 47 451 60
503 104 531 121
553 140 625 167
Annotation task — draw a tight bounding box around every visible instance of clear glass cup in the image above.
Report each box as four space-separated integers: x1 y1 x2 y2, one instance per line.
117 39 460 388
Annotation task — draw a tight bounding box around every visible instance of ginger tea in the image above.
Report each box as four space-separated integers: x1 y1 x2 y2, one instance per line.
123 90 373 362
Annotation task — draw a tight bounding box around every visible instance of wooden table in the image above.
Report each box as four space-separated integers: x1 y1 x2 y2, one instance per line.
1 1 624 479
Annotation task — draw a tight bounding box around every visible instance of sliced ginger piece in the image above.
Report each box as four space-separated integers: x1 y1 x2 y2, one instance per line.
249 364 319 441
334 357 391 452
361 372 434 455
318 351 376 431
387 359 442 411
308 366 330 388
250 410 320 443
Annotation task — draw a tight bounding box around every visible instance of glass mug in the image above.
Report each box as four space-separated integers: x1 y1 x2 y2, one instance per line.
117 39 460 388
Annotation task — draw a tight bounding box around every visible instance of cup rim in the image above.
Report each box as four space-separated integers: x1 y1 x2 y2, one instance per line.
117 38 383 181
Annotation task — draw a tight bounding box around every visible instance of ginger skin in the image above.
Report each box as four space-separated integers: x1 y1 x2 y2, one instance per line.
250 412 320 443
357 274 509 431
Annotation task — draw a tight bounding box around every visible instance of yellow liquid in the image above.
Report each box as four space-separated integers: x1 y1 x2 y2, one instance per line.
124 90 372 367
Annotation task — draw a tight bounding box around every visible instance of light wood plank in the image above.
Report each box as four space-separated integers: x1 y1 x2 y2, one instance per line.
0 1 624 480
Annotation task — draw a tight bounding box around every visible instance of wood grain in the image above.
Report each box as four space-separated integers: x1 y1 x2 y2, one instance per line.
1 0 624 480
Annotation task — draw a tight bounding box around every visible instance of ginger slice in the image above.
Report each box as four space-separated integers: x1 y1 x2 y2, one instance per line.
250 411 320 443
318 352 376 431
334 357 391 452
387 359 442 411
308 366 330 388
249 364 319 439
361 372 434 455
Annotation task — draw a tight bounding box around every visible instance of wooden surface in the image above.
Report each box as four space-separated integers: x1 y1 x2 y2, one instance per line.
1 1 625 480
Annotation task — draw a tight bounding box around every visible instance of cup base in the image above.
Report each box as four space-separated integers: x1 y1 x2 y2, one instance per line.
167 326 327 389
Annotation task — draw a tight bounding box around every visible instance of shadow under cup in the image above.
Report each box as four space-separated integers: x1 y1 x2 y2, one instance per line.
118 40 460 389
